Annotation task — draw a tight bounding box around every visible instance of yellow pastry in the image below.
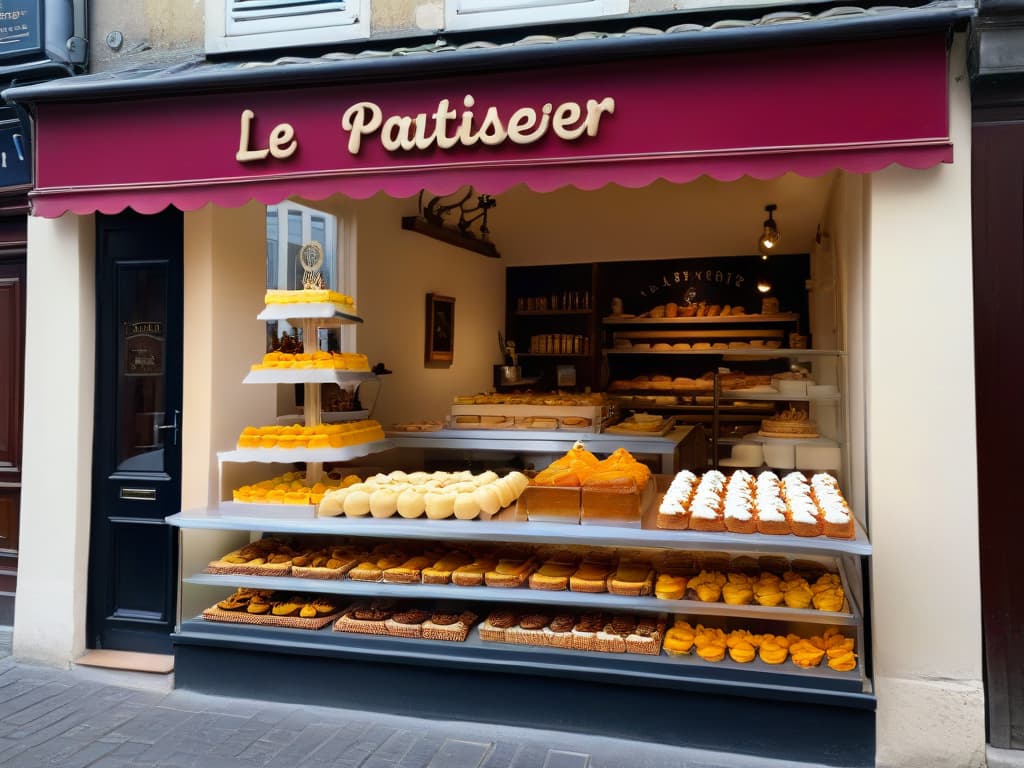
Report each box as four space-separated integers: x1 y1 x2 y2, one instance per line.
663 623 696 655
687 570 726 602
753 572 784 607
758 634 790 664
789 637 826 668
811 573 846 612
722 574 754 605
654 573 687 600
726 630 757 663
780 572 813 609
693 625 727 662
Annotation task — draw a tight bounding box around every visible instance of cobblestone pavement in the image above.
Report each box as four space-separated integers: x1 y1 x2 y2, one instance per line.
0 650 821 768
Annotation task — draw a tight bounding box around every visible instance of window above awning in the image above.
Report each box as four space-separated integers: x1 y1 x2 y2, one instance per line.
5 5 967 218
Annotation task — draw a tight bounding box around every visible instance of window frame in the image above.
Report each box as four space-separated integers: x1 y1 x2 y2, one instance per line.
206 0 369 54
444 0 628 31
266 200 356 352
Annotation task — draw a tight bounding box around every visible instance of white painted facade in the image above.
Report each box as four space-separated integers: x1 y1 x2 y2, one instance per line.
11 24 982 768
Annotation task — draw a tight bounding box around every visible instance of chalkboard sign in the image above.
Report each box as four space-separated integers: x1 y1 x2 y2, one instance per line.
595 254 810 326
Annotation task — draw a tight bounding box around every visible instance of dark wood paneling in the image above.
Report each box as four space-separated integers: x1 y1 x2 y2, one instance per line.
0 488 18 552
0 262 24 478
972 119 1024 749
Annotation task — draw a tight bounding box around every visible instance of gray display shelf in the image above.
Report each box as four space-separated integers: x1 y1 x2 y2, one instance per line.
217 439 394 464
603 348 845 358
167 507 871 557
184 572 858 625
176 616 867 699
243 369 376 385
602 314 801 325
257 304 363 323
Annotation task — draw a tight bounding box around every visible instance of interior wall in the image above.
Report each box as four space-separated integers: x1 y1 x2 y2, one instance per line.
181 203 275 620
496 174 834 266
867 34 984 768
298 194 507 428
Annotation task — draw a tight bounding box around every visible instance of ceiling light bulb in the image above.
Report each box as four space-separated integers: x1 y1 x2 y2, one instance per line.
757 203 780 258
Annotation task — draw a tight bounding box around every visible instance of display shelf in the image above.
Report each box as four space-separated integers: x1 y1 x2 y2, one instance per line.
216 501 317 519
603 348 844 358
744 434 840 446
243 369 375 385
176 617 868 699
257 304 363 323
517 353 592 359
167 505 872 557
719 391 842 402
218 439 394 464
278 410 370 425
514 309 592 317
603 314 801 325
184 572 858 625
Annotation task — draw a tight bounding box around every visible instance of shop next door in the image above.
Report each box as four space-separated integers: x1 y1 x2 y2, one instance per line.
89 209 182 653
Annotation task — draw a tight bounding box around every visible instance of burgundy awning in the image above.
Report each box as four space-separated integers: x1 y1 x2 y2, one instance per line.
29 33 951 218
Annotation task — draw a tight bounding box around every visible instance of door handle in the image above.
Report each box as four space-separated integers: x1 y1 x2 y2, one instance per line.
156 409 181 446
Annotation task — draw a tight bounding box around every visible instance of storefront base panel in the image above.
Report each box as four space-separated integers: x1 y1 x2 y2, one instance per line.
174 620 875 767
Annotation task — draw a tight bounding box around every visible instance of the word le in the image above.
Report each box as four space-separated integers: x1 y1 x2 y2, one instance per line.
236 109 298 163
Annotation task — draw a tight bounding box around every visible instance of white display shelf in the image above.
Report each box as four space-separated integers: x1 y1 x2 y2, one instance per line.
216 501 317 519
167 507 872 556
744 435 840 446
257 303 363 323
277 410 370 425
218 439 394 464
720 391 842 402
603 348 844 358
183 573 859 625
602 314 800 325
243 369 375 385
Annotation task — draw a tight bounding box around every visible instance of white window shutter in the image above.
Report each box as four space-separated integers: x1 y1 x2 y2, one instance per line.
227 0 355 36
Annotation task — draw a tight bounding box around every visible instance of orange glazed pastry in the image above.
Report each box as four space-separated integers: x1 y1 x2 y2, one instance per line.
693 625 727 662
811 573 846 612
780 572 813 609
789 636 827 668
726 630 758 663
758 634 790 664
654 573 687 601
686 570 726 602
722 573 755 605
663 621 696 655
753 572 785 607
824 628 858 671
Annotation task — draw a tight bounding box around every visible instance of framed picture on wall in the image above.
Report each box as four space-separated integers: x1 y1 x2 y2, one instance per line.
425 293 455 364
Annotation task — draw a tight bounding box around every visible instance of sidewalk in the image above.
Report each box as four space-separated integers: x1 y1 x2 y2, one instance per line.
0 642 829 768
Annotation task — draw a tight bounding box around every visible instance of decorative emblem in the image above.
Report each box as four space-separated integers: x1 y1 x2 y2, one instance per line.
299 241 325 289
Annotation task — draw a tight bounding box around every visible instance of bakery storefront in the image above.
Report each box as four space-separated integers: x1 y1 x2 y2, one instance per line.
6 8 981 768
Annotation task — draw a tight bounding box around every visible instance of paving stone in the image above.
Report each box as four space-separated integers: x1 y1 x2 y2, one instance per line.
41 737 119 768
543 750 592 768
396 735 446 768
105 706 198 744
362 758 400 768
480 740 522 768
509 743 554 768
425 739 493 768
373 729 420 762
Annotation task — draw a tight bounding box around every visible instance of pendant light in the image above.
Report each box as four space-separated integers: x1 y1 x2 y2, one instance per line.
758 204 780 259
